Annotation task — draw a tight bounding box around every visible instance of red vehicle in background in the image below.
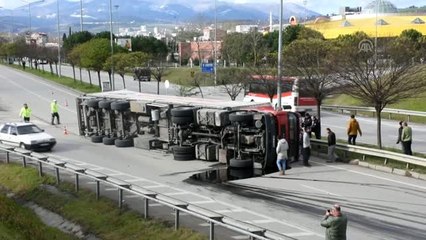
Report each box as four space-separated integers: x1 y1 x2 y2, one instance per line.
243 75 317 116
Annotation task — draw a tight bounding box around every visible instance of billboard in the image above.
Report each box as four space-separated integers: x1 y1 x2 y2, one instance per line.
117 38 132 51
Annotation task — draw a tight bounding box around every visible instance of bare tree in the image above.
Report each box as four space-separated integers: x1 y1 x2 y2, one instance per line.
248 66 277 102
218 68 249 100
330 31 426 148
284 38 336 121
150 60 168 95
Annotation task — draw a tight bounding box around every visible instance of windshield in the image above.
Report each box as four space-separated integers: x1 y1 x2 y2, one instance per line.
17 125 43 135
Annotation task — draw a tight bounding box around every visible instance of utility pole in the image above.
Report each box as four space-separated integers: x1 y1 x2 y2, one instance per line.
109 0 115 90
214 0 217 86
57 0 61 77
277 0 283 111
80 0 83 31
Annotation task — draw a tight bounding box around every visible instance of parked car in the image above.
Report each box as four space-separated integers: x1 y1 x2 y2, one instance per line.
0 122 56 151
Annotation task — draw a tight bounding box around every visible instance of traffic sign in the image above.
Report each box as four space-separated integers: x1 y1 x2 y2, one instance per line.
201 63 214 73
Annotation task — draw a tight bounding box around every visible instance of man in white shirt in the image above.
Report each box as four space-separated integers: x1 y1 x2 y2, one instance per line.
302 127 311 167
276 136 289 175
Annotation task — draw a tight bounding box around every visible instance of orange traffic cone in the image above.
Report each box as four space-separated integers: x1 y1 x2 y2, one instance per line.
63 126 68 135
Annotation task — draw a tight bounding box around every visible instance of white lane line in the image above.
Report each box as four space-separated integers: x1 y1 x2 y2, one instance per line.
312 160 426 190
105 188 117 191
287 232 316 237
91 167 104 171
123 178 146 183
86 182 98 185
189 200 215 205
144 185 165 189
149 203 162 207
108 173 126 177
300 184 342 197
164 192 187 196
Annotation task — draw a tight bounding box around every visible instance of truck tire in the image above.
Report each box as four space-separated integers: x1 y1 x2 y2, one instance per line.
86 99 100 108
173 146 195 161
91 135 104 143
171 107 195 117
229 158 254 168
171 116 194 125
98 100 113 109
229 112 254 123
229 168 254 179
102 136 116 145
115 138 134 148
111 101 130 111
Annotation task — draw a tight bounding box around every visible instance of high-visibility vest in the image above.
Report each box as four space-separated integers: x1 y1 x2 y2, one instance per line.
51 102 59 113
20 107 31 118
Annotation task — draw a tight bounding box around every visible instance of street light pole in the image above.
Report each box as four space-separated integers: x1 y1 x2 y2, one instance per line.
80 0 83 31
109 0 115 90
214 0 217 86
57 0 61 77
276 0 283 111
114 5 119 36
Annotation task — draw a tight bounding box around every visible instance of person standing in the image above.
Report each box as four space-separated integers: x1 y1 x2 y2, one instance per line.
19 103 32 122
50 100 60 125
303 113 313 137
326 128 337 163
401 121 412 155
320 204 348 240
302 127 311 167
396 121 404 152
311 116 321 139
276 136 289 175
347 115 362 145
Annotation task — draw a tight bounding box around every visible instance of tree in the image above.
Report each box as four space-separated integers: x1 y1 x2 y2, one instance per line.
94 31 114 40
68 44 84 83
283 38 336 122
62 31 93 53
150 58 169 95
246 30 267 67
131 36 168 57
330 32 426 148
218 68 249 101
80 38 112 88
221 32 249 67
248 66 277 102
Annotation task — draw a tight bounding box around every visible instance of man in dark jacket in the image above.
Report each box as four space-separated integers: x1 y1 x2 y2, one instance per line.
396 121 404 152
321 204 348 240
326 128 337 162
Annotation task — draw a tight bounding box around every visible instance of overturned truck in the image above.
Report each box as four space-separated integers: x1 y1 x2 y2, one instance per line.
76 90 300 170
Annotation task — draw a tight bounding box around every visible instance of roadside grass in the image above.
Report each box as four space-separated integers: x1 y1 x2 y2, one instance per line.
0 165 75 240
0 163 207 240
164 67 216 86
4 63 101 93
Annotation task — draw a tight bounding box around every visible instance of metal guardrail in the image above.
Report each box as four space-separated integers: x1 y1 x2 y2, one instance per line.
311 139 426 168
322 105 426 121
0 144 291 240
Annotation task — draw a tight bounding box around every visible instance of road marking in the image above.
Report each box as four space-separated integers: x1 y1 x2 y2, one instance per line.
123 178 146 182
189 200 215 205
300 184 342 197
149 203 162 207
86 181 98 185
312 160 426 190
105 188 117 191
231 235 249 240
124 195 141 199
287 232 316 237
144 185 165 189
216 209 244 214
91 167 104 171
108 173 126 177
247 219 276 224
164 192 187 196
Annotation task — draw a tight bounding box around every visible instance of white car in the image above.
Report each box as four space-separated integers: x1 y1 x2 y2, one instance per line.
0 122 56 151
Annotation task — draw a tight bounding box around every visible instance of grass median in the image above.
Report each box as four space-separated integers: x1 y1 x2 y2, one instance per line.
0 163 207 240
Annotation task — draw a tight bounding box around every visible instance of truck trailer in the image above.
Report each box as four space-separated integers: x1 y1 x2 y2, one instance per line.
76 90 300 170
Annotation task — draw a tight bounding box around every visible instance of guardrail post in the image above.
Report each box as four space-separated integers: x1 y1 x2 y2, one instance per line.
38 162 43 177
75 174 79 192
407 115 411 122
55 167 60 184
384 159 388 165
388 113 391 120
362 155 366 161
22 156 27 168
175 209 180 230
6 152 10 163
96 181 100 200
118 189 123 209
144 198 149 218
406 163 410 169
209 222 215 240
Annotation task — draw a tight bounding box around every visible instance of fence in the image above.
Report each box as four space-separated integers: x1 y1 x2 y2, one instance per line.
322 105 426 122
0 143 291 240
310 139 426 168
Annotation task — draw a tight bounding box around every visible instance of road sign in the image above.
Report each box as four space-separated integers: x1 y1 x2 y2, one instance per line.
201 63 214 73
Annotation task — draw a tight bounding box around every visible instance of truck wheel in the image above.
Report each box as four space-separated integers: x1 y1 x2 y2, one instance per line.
99 100 113 109
111 101 130 111
91 135 104 143
86 99 100 108
171 107 195 117
229 168 254 179
173 146 195 161
115 138 134 148
102 136 116 145
229 112 254 123
229 158 253 168
171 116 194 125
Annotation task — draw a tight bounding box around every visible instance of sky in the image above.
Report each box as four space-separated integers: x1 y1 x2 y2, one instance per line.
1 0 426 14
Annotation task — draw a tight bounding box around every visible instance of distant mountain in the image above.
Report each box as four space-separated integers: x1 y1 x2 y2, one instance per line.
0 0 322 34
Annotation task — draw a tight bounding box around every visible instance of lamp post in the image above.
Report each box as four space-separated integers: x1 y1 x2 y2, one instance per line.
109 0 115 90
80 0 83 31
374 0 379 61
21 0 45 33
214 0 217 86
57 0 61 77
276 0 283 111
114 5 119 36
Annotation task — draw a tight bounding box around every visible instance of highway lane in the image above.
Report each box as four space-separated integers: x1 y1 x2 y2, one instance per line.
1 65 425 240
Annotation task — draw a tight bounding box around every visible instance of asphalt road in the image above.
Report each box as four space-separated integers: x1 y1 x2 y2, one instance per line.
1 65 425 240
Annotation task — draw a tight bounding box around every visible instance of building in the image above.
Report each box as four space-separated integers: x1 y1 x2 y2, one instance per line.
362 0 398 14
25 32 48 46
178 41 222 66
235 25 259 33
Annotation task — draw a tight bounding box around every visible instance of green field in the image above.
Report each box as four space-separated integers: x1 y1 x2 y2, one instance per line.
0 163 206 240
